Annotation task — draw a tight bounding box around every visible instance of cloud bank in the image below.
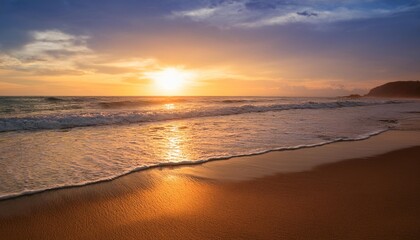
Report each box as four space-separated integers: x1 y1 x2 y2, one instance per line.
0 30 92 74
172 0 420 28
0 30 156 76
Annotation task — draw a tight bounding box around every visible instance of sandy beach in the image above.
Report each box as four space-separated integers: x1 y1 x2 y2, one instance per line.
1 127 420 240
2 1 420 238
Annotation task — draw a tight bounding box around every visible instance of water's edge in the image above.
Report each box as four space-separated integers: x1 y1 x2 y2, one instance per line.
0 128 388 201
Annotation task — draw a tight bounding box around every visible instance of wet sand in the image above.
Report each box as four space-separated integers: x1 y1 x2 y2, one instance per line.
0 130 420 239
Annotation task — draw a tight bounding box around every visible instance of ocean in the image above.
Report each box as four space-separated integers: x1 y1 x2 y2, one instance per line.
0 96 419 199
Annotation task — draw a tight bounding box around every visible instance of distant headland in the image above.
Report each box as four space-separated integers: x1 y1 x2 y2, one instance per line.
343 81 420 98
366 81 420 98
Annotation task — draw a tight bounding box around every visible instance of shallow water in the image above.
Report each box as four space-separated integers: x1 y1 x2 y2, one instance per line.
0 96 419 199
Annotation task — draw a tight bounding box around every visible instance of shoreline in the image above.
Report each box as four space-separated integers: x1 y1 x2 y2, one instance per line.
0 128 419 204
0 127 390 201
1 127 420 239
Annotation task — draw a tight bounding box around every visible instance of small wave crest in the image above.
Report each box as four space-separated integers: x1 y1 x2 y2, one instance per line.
98 100 151 109
220 99 258 104
45 97 66 102
0 100 401 132
98 98 188 109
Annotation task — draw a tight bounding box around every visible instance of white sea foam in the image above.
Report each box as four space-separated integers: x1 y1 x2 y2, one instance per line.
0 99 402 132
0 128 389 200
0 97 418 200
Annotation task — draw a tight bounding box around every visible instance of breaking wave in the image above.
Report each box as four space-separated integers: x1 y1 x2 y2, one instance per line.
0 100 401 132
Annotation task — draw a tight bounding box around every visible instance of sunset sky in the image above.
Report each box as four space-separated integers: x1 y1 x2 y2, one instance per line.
1 0 419 96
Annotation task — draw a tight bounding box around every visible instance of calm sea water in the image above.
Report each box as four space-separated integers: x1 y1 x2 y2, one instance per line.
0 96 419 199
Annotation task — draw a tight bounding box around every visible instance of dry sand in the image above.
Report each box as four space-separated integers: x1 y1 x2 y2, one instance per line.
0 130 420 239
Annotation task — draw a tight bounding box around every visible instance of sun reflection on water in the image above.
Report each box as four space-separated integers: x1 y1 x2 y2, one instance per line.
163 103 175 110
161 124 188 163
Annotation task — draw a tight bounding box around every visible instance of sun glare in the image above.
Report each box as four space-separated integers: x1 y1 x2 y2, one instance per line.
146 67 193 94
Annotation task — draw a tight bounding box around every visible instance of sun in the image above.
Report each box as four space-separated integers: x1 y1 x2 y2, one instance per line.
146 67 193 94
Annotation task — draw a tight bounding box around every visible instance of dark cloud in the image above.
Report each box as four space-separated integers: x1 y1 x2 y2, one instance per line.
296 11 318 17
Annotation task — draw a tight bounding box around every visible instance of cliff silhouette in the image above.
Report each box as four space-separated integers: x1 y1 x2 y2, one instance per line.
366 81 420 98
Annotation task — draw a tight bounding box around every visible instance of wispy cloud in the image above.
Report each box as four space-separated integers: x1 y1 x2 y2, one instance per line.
171 1 420 28
20 30 90 56
0 30 92 74
0 30 156 76
0 29 239 89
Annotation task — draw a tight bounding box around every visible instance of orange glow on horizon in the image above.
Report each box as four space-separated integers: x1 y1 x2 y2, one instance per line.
145 67 195 95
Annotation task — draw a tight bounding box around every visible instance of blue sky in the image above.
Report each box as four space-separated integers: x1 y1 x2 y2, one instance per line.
1 0 419 96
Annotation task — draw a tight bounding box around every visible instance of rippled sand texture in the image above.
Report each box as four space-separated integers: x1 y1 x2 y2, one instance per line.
1 130 420 239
